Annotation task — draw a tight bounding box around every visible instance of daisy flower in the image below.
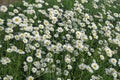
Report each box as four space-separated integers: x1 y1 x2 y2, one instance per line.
26 76 34 80
0 5 8 12
57 0 61 2
26 56 33 63
78 63 86 70
91 62 99 70
109 58 117 66
12 16 22 24
0 57 11 65
0 18 4 25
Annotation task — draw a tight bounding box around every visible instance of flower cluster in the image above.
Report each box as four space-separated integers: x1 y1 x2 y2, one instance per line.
0 0 120 80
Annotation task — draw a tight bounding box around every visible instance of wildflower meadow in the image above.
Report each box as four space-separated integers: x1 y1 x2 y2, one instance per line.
0 0 120 80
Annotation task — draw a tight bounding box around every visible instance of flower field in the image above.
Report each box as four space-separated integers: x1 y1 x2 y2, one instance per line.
0 0 120 80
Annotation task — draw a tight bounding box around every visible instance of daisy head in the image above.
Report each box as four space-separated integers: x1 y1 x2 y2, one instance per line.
26 56 33 63
57 0 61 2
12 16 22 24
78 63 86 70
26 76 34 80
43 20 49 26
0 5 8 12
0 18 4 25
109 58 117 66
91 62 99 70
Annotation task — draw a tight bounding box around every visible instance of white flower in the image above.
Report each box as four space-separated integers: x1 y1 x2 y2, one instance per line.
91 75 101 80
43 20 49 26
15 35 20 40
35 0 44 3
26 56 33 63
81 0 88 3
23 64 28 72
94 0 99 2
7 48 13 53
118 59 120 67
91 63 99 70
0 18 4 25
109 58 117 66
64 70 69 76
76 31 81 39
112 72 117 78
87 52 92 56
57 27 63 33
86 66 93 73
0 57 11 65
13 9 19 13
67 65 72 70
3 77 8 80
12 16 22 24
32 67 37 73
0 26 4 31
84 13 90 19
57 78 62 80
57 0 61 2
52 17 58 24
26 76 34 80
23 1 29 6
23 38 28 43
105 47 113 57
5 75 13 80
37 4 42 8
65 57 71 64
0 5 8 12
78 63 86 70
44 40 51 46
17 49 25 54
0 45 2 48
100 55 105 60
5 28 13 33
39 24 44 29
66 45 74 52
113 13 119 17
35 52 42 59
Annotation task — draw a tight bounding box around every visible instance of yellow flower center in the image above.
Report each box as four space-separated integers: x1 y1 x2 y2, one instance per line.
15 18 19 22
